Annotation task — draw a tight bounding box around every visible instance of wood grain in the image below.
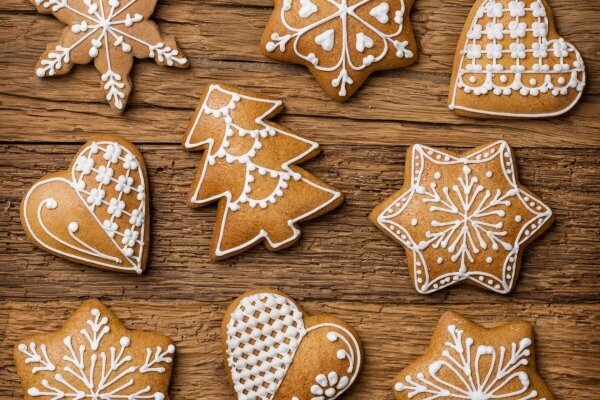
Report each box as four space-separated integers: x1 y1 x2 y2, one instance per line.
0 0 599 399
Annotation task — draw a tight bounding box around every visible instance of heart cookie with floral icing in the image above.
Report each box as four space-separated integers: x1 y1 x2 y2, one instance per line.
448 0 585 118
21 135 149 273
222 289 363 400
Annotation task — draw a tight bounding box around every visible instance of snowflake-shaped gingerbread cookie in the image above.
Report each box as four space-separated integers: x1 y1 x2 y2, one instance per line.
14 299 175 400
393 311 554 400
370 141 553 294
261 0 417 101
31 0 188 111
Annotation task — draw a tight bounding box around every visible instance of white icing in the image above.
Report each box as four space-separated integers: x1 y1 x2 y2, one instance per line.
183 84 341 257
33 0 187 109
375 141 552 294
22 141 147 273
299 0 318 18
266 0 413 96
395 324 543 400
225 292 361 400
17 307 174 399
449 0 586 117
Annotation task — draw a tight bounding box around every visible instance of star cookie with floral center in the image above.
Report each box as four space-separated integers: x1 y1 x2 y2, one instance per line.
183 83 343 259
222 288 362 400
369 141 553 294
393 311 553 400
31 0 188 112
261 0 417 101
448 0 585 118
21 135 150 273
14 299 175 400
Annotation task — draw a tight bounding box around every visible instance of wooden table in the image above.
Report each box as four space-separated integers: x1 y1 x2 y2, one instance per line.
1 0 599 398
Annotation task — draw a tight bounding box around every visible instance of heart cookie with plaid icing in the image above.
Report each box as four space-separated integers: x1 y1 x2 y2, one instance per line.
222 289 363 400
448 0 585 118
21 135 149 273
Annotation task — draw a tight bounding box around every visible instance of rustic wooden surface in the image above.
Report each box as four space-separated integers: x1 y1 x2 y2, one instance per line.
0 0 599 399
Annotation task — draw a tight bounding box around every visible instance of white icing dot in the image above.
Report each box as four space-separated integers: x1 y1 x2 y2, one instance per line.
437 257 443 264
487 279 494 285
515 215 522 222
485 171 493 178
486 256 493 264
478 276 484 281
558 77 566 85
434 172 441 179
507 274 512 279
469 76 477 83
411 218 418 226
68 222 79 233
529 78 537 85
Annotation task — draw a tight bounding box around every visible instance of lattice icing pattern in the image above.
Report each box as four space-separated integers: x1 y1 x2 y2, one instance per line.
225 293 306 400
449 0 585 115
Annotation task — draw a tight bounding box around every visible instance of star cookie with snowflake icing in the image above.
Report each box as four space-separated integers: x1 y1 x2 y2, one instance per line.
14 299 175 400
369 141 553 294
31 0 188 112
393 311 554 400
261 0 417 101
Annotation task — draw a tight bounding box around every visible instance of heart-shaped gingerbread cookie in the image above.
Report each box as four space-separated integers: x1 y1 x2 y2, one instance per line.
448 0 585 118
21 135 149 273
222 289 362 400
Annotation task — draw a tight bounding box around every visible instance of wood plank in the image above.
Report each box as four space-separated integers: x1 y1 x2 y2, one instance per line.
1 300 598 399
1 144 598 304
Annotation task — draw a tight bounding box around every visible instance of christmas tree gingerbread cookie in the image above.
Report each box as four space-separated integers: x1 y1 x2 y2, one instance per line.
222 288 362 400
31 0 188 112
183 83 343 259
370 141 553 294
448 0 585 118
393 311 554 400
14 299 175 400
261 0 417 101
21 135 150 274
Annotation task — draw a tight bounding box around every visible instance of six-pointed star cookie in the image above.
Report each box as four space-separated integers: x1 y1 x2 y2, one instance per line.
393 311 554 400
261 0 417 101
370 141 553 294
31 0 188 112
14 299 175 400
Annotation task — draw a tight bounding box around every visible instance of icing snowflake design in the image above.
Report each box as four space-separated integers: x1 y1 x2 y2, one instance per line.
394 324 545 400
374 141 552 294
264 0 415 98
225 292 361 400
450 0 585 115
31 0 188 111
16 307 174 399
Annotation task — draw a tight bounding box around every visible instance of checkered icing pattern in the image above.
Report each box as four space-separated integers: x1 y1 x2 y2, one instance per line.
225 293 306 400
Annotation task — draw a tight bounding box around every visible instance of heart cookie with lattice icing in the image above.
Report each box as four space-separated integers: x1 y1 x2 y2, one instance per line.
448 0 585 118
14 299 175 400
222 289 362 400
261 0 417 101
393 311 554 400
21 135 149 273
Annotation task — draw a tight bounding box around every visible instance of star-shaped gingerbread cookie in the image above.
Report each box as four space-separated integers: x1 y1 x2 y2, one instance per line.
261 0 417 101
31 0 188 112
370 141 553 294
393 311 554 400
14 299 175 400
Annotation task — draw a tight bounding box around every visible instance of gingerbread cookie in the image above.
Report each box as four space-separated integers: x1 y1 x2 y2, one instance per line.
183 83 343 259
370 141 553 294
31 0 188 112
14 299 175 400
261 0 417 101
448 0 585 118
21 135 150 273
393 311 553 400
222 289 362 400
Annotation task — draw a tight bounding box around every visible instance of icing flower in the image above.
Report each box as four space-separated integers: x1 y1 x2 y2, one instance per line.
485 2 503 18
95 165 114 185
485 22 504 40
532 21 548 38
136 185 146 201
107 198 126 218
530 1 547 17
72 179 86 191
102 220 119 238
121 229 139 248
465 44 482 60
509 43 526 59
103 143 123 163
115 175 134 194
90 142 100 154
467 24 483 40
508 0 526 17
310 371 350 400
508 21 527 39
75 155 94 175
86 188 105 207
129 209 144 227
486 43 503 60
532 41 548 58
553 39 569 57
123 153 138 170
393 40 413 59
122 245 134 257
